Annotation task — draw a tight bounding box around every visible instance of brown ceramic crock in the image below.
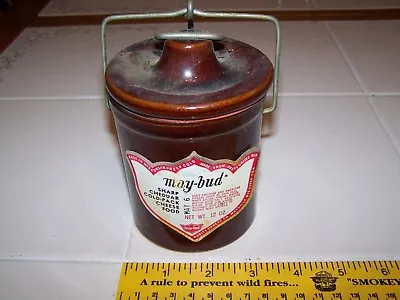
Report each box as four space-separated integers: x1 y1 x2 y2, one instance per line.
105 34 273 252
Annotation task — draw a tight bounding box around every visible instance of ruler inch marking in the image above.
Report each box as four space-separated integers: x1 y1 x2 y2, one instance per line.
115 260 400 298
363 261 368 272
384 261 390 274
340 261 345 273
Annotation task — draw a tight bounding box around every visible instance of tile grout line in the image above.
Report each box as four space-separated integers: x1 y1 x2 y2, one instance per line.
0 93 370 102
2 93 400 103
324 21 400 159
0 257 123 264
33 9 400 24
323 22 368 93
367 98 400 158
1 255 399 264
0 96 104 102
309 0 319 9
122 222 134 261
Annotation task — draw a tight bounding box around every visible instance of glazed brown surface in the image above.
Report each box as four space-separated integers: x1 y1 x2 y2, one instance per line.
106 38 272 251
105 39 273 119
110 99 264 251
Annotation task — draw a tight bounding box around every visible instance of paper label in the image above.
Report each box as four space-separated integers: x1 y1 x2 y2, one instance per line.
126 148 260 242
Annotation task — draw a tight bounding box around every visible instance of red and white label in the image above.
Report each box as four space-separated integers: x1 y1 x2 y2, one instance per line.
126 148 260 242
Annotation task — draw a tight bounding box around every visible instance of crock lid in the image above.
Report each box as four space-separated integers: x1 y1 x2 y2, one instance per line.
105 37 273 119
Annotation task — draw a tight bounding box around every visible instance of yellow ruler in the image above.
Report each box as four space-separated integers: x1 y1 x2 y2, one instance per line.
116 261 400 300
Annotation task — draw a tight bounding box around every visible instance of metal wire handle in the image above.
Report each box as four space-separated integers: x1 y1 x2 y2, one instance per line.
101 1 281 114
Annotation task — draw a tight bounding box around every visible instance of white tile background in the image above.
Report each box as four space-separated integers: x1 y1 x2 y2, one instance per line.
0 100 131 261
327 21 400 95
0 261 121 299
39 0 313 16
40 0 180 16
0 19 400 299
0 22 363 99
125 96 400 262
177 0 314 12
313 0 400 9
38 0 400 16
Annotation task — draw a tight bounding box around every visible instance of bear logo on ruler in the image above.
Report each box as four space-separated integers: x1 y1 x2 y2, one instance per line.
311 271 338 292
